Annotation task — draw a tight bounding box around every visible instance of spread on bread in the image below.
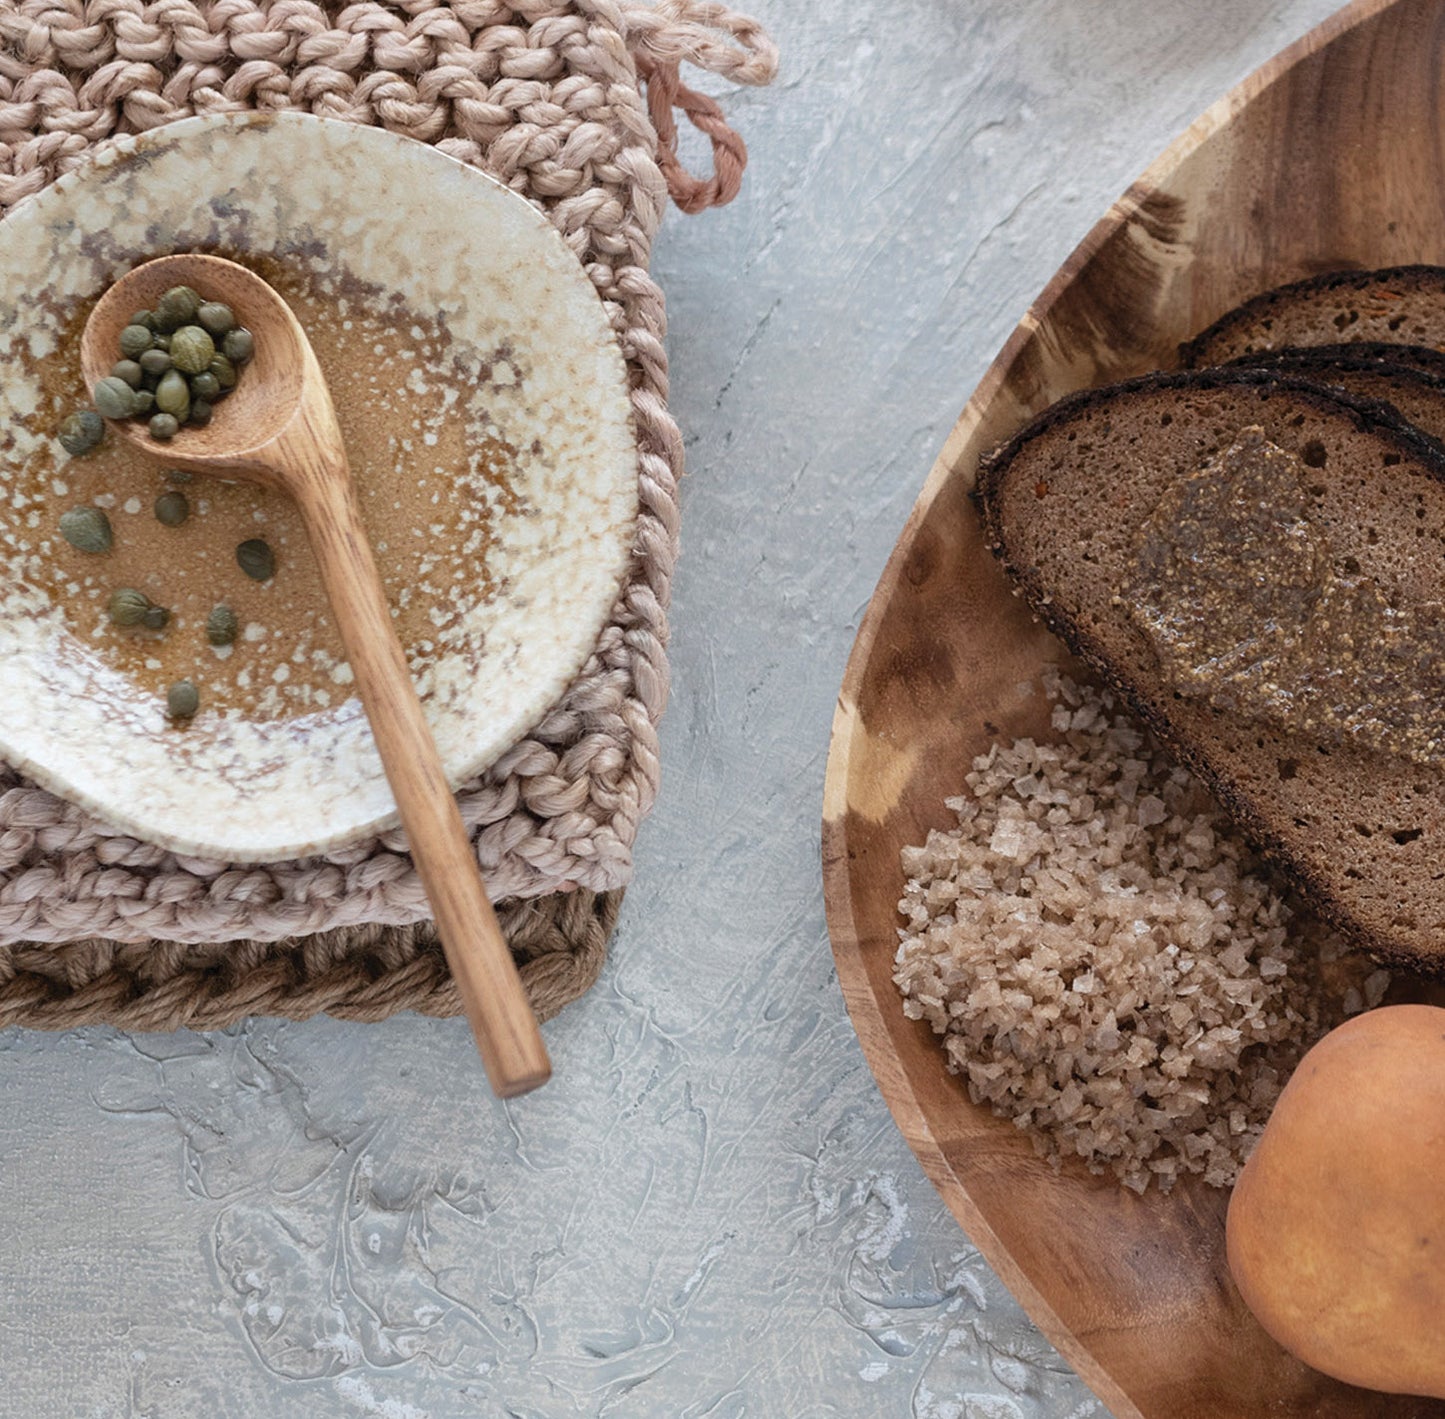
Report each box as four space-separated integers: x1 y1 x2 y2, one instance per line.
1123 424 1445 765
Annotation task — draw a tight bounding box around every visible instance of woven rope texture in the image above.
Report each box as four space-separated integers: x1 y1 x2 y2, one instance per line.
0 0 777 1027
0 885 622 1030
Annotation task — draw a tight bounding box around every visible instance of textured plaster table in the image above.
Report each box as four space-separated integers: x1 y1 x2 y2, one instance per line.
0 3 1348 1415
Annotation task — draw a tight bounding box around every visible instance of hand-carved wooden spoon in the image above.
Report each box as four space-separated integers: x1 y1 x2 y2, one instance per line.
82 253 550 1097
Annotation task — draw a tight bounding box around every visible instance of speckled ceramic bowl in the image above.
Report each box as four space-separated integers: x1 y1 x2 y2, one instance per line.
0 113 637 861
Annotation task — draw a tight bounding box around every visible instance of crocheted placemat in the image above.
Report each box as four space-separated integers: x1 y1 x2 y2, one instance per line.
0 0 777 1029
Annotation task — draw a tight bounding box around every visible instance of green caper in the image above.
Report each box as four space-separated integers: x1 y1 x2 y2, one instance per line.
208 353 237 391
59 505 112 554
197 302 235 337
107 587 150 626
153 285 200 332
166 680 199 719
57 409 104 456
165 468 194 484
94 285 246 440
205 604 239 646
118 323 154 359
169 325 214 375
93 376 137 419
154 369 190 420
154 490 189 527
221 327 254 364
143 604 170 631
236 538 275 582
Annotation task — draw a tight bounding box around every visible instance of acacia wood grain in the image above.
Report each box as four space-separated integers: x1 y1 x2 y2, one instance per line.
822 0 1445 1413
83 253 551 1097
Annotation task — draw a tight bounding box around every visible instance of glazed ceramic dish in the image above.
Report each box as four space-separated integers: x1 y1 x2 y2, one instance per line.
0 112 637 862
823 0 1445 1415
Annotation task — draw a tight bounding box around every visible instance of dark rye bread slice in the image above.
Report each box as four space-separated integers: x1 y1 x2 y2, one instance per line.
974 367 1445 973
1227 340 1445 382
1180 266 1445 367
1225 350 1445 451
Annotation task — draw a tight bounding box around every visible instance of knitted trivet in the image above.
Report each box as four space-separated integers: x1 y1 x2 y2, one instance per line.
0 0 777 1029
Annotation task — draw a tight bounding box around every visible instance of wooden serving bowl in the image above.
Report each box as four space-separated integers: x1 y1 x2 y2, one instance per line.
821 1 1445 1414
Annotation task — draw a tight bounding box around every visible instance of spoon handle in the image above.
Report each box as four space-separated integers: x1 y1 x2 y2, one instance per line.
293 464 552 1097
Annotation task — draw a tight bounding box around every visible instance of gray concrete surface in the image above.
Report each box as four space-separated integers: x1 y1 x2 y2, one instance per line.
0 2 1347 1415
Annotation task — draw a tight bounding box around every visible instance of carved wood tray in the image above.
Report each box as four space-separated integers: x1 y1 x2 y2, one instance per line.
821 1 1445 1413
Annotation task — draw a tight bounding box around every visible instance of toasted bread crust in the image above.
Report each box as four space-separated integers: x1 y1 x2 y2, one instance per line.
974 366 1442 519
1226 340 1445 381
1179 266 1445 368
974 367 1445 972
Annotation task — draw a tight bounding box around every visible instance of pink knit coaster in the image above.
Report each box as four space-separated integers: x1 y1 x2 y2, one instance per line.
0 0 777 969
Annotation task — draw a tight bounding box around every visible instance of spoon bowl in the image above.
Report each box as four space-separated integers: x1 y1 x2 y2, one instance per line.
81 253 308 479
83 253 551 1098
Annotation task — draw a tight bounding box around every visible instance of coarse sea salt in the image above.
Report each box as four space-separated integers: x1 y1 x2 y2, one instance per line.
894 671 1390 1194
